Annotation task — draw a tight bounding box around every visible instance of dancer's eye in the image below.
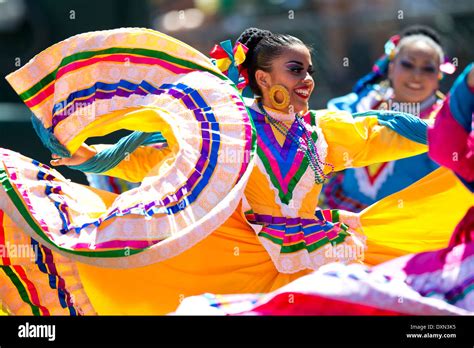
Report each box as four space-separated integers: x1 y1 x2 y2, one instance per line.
422 66 436 74
400 60 414 70
289 67 303 74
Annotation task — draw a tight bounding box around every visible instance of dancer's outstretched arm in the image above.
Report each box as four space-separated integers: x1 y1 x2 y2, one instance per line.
319 110 429 171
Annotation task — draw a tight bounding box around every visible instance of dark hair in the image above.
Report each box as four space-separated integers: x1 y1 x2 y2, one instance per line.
237 27 308 95
400 25 441 45
352 25 443 94
394 24 445 64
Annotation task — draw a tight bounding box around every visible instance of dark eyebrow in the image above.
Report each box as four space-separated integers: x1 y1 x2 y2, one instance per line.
402 55 437 65
286 61 313 70
286 60 304 65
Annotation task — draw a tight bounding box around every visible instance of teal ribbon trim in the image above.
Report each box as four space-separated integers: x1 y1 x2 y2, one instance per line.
31 116 71 158
352 110 428 145
68 131 166 173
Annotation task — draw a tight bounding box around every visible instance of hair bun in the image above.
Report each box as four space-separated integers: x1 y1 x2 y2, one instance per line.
400 25 441 45
237 27 272 52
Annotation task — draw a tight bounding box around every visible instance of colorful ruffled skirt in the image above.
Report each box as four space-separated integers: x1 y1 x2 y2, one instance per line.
0 28 310 315
0 28 472 315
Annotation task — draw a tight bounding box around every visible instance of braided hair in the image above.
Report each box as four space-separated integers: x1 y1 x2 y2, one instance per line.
237 27 309 95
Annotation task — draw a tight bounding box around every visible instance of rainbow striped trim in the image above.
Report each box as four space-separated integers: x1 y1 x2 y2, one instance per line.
250 109 317 204
0 162 145 258
20 47 226 110
0 210 47 315
30 239 80 315
1 28 257 269
246 210 350 254
0 209 87 315
31 82 244 233
0 88 254 259
0 265 50 316
422 276 474 305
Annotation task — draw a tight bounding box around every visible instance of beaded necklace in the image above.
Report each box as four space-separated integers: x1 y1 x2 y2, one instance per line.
257 101 334 184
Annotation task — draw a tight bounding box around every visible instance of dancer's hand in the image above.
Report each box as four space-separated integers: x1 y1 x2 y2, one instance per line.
338 210 362 230
468 65 474 89
50 143 97 167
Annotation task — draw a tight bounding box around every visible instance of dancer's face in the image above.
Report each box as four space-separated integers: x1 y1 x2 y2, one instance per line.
256 45 314 114
388 40 440 104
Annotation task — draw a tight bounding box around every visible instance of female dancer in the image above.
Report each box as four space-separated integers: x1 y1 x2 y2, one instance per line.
177 63 474 315
322 25 455 212
0 27 467 315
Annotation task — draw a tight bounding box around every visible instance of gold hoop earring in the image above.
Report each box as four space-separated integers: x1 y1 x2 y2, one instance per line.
269 84 290 110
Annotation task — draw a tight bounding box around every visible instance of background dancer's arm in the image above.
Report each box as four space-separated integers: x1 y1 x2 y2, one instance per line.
428 63 474 181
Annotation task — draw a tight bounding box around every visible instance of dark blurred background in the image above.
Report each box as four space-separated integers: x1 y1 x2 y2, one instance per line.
0 0 473 184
